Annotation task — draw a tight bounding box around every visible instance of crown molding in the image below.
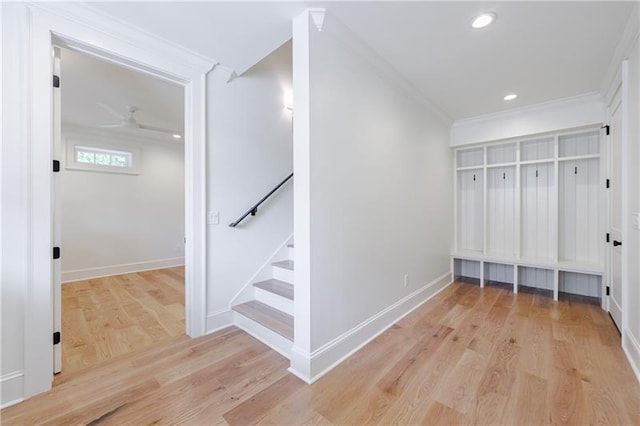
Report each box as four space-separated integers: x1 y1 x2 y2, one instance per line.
309 8 326 32
27 2 223 78
601 2 640 96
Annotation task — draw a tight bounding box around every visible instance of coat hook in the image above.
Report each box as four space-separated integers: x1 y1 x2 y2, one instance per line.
503 172 506 180
536 170 538 178
574 166 578 175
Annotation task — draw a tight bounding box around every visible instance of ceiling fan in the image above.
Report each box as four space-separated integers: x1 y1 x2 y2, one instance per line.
97 102 182 138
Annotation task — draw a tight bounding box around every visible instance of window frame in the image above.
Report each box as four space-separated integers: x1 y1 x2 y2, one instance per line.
65 138 141 175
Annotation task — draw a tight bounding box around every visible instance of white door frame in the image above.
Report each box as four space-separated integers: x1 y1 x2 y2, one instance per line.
23 3 212 399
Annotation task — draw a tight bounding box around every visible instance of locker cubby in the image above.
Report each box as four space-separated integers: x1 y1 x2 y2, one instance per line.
457 147 484 168
487 143 517 165
520 163 555 260
457 169 484 253
520 137 554 161
453 126 604 302
487 166 517 256
453 258 481 281
518 266 554 292
559 271 601 299
559 131 599 157
484 262 514 285
558 158 599 264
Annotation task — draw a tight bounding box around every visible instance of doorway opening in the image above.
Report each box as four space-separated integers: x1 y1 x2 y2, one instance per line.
53 46 187 379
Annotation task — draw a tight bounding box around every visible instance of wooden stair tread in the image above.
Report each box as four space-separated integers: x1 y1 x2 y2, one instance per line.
232 301 293 340
272 260 294 271
253 279 294 300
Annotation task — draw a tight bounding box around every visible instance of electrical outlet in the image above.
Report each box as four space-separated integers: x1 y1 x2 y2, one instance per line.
633 212 640 230
403 274 409 287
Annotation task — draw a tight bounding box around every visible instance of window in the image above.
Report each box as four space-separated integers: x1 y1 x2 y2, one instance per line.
66 138 141 174
74 146 132 168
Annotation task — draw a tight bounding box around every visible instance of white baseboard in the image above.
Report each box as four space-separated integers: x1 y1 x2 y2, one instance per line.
623 329 640 383
1 371 24 409
294 271 453 383
62 257 185 283
206 309 233 334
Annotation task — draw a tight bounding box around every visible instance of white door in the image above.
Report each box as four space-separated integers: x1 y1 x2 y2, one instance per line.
53 47 62 373
608 86 623 332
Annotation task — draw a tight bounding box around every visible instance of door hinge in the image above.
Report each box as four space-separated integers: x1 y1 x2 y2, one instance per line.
53 331 61 345
606 233 610 243
53 160 60 172
601 124 610 135
606 178 610 189
606 286 610 296
53 246 60 259
53 75 60 88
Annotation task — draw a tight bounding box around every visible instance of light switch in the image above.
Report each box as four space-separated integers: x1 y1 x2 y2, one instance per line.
633 212 640 230
208 211 220 225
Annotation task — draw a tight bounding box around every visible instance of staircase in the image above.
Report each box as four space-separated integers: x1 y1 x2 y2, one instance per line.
232 243 294 358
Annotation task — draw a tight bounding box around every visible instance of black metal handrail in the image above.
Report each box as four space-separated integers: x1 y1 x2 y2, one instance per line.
229 172 293 227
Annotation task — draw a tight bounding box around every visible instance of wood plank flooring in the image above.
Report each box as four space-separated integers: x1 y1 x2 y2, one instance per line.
55 267 185 383
3 280 638 425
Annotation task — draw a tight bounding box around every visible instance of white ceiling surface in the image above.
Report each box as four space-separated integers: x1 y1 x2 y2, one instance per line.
61 47 184 141
88 1 633 121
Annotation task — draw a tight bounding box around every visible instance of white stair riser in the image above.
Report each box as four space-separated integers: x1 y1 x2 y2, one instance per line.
254 288 294 315
272 266 294 284
234 312 293 359
288 246 294 259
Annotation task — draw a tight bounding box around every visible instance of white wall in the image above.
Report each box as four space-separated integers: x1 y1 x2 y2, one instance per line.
60 129 185 282
205 41 293 331
450 92 605 147
291 11 453 381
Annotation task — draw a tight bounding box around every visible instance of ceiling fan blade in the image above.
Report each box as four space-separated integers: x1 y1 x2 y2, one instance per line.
138 123 181 135
98 123 126 128
97 102 126 120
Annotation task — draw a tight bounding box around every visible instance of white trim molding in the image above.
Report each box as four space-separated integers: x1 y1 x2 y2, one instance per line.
1 371 25 409
8 1 212 403
62 257 185 283
289 272 453 383
623 330 640 383
450 92 605 147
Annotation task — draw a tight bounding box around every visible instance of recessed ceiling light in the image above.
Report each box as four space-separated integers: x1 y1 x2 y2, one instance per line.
472 12 496 29
172 134 182 139
504 93 518 101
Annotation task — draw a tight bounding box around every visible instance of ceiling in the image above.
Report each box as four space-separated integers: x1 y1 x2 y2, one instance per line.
61 47 184 142
86 1 634 121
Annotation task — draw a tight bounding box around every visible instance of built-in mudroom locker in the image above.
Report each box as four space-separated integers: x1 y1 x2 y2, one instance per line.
452 127 605 305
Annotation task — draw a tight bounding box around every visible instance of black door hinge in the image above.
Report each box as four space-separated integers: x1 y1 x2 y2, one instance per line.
53 160 60 172
601 125 610 135
53 246 60 259
53 331 61 345
606 178 610 189
53 75 60 88
606 286 610 296
606 233 610 243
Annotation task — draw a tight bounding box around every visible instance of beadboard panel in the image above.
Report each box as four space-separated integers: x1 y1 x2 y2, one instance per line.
521 163 555 260
457 169 484 252
487 166 517 256
558 158 600 263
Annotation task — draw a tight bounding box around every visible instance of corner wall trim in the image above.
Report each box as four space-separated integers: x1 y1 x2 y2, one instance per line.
623 330 640 383
297 271 453 383
62 257 185 283
1 371 25 409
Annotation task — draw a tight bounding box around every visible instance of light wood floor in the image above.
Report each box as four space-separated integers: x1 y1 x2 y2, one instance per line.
3 280 639 425
56 267 185 383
